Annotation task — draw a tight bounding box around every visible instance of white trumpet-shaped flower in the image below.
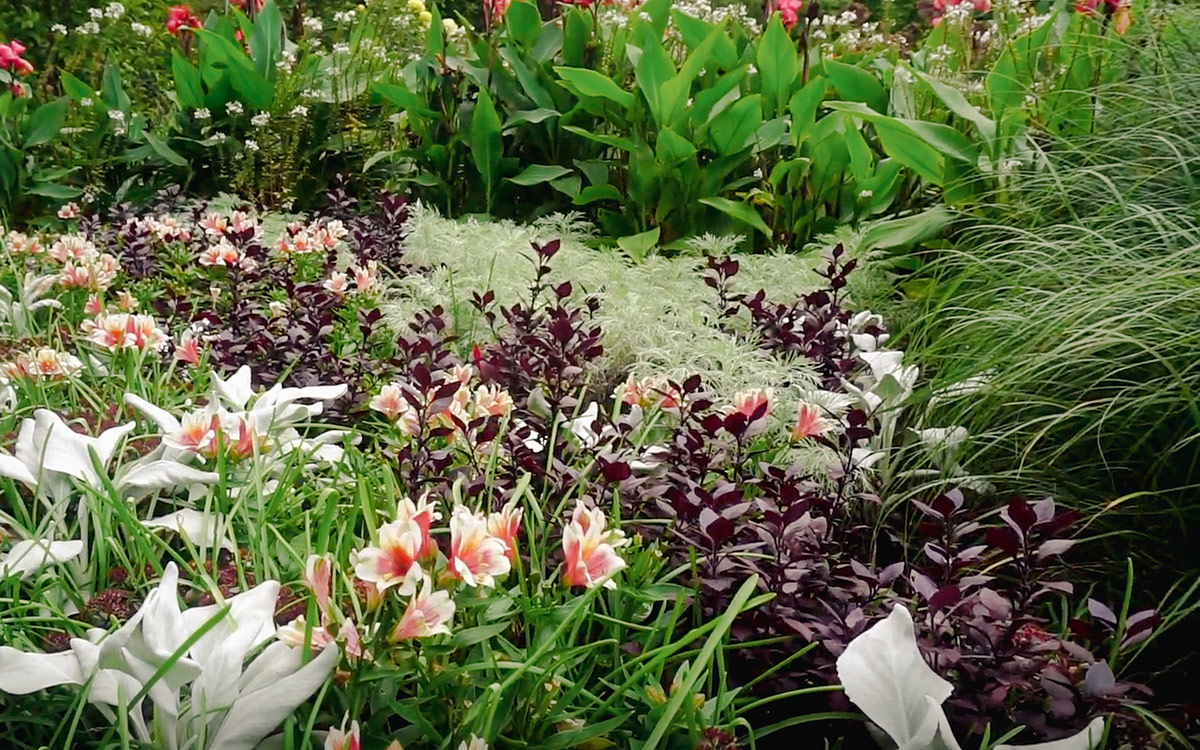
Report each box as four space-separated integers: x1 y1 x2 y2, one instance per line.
836 605 1106 750
0 563 339 750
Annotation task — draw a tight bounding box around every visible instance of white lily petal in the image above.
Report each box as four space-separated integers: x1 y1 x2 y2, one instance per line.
0 452 37 487
860 350 905 383
142 509 234 551
139 563 186 659
205 645 339 750
995 718 1106 750
836 605 953 748
123 393 183 434
895 695 963 750
120 460 220 494
213 366 256 409
182 581 281 667
238 641 300 695
0 646 85 693
0 539 84 579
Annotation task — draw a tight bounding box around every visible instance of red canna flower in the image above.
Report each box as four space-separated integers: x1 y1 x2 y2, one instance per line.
166 5 201 35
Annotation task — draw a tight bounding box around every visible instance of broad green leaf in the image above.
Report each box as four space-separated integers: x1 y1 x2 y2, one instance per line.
550 175 581 197
655 126 696 166
873 118 944 185
662 25 722 128
508 163 572 185
709 94 762 156
195 29 273 109
143 132 188 167
102 62 131 112
172 51 205 109
424 0 443 56
633 29 676 125
562 125 633 152
912 67 995 141
573 184 622 205
499 47 555 110
755 14 797 117
23 98 67 148
25 182 83 199
372 82 436 117
554 67 634 110
824 59 887 113
700 196 772 237
669 10 737 70
788 75 827 145
249 0 284 79
860 206 954 250
504 0 542 51
616 226 660 261
986 47 1023 120
503 107 560 130
468 88 504 207
60 72 93 102
562 7 592 67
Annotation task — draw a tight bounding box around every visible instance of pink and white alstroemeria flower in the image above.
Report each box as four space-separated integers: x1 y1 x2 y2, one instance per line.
323 272 349 296
276 615 336 652
389 574 455 642
396 494 441 560
370 383 420 435
792 403 832 440
447 505 511 587
81 312 169 352
304 553 334 619
325 717 361 750
487 499 523 562
351 519 425 595
472 384 513 418
562 501 627 590
175 329 201 365
836 605 1106 750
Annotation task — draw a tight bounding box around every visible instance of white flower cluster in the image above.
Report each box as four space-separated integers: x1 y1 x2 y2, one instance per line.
130 21 152 37
333 10 356 23
104 2 125 19
670 0 761 35
76 20 101 35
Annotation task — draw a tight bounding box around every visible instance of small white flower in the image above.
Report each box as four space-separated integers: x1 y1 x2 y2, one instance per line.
250 112 270 127
80 97 94 107
131 21 152 37
194 107 211 121
858 189 874 199
244 139 260 152
104 2 125 19
303 16 323 32
88 7 104 20
226 101 244 116
333 42 350 54
107 109 125 122
747 63 758 75
211 132 228 143
52 23 69 34
289 104 309 117
333 10 356 22
76 21 100 34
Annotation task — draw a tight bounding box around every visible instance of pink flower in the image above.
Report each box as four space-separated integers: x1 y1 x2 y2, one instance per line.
175 329 201 365
85 293 104 315
472 384 513 418
351 519 425 595
304 553 334 620
0 40 34 76
49 234 97 262
165 410 220 455
487 499 523 562
324 272 349 296
56 203 81 220
351 261 378 293
6 348 83 380
778 0 803 29
485 0 510 23
370 383 421 435
728 388 772 434
200 213 228 236
972 0 991 11
616 374 682 411
116 291 138 311
166 5 201 35
447 505 511 587
198 240 244 268
562 501 627 590
396 494 442 560
791 402 831 440
4 231 43 255
276 615 335 652
389 574 456 641
81 313 168 352
339 618 369 661
324 717 361 750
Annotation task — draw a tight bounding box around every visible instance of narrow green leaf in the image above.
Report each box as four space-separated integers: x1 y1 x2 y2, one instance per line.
60 72 93 102
249 0 284 79
468 88 504 207
504 0 542 50
824 59 888 113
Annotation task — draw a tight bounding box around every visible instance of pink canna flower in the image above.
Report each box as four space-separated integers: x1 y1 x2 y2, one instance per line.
396 494 442 560
447 505 511 587
485 0 510 24
351 519 425 595
487 499 523 562
324 717 361 750
0 40 34 76
791 402 831 440
778 0 803 29
562 501 628 590
166 5 201 35
304 553 334 620
390 574 456 641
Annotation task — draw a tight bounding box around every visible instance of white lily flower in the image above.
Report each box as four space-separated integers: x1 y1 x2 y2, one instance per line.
143 509 235 551
0 409 135 501
0 272 63 337
0 562 339 750
0 538 84 579
837 605 1106 750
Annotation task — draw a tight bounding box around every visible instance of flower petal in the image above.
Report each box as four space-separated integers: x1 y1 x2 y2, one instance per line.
0 539 84 579
0 646 85 693
995 717 1106 750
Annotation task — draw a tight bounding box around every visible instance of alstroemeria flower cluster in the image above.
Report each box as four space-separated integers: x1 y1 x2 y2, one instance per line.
324 260 380 297
0 347 83 380
132 214 194 244
615 374 683 412
370 366 515 444
3 229 44 255
47 235 120 292
561 501 628 590
275 217 348 256
81 312 169 352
